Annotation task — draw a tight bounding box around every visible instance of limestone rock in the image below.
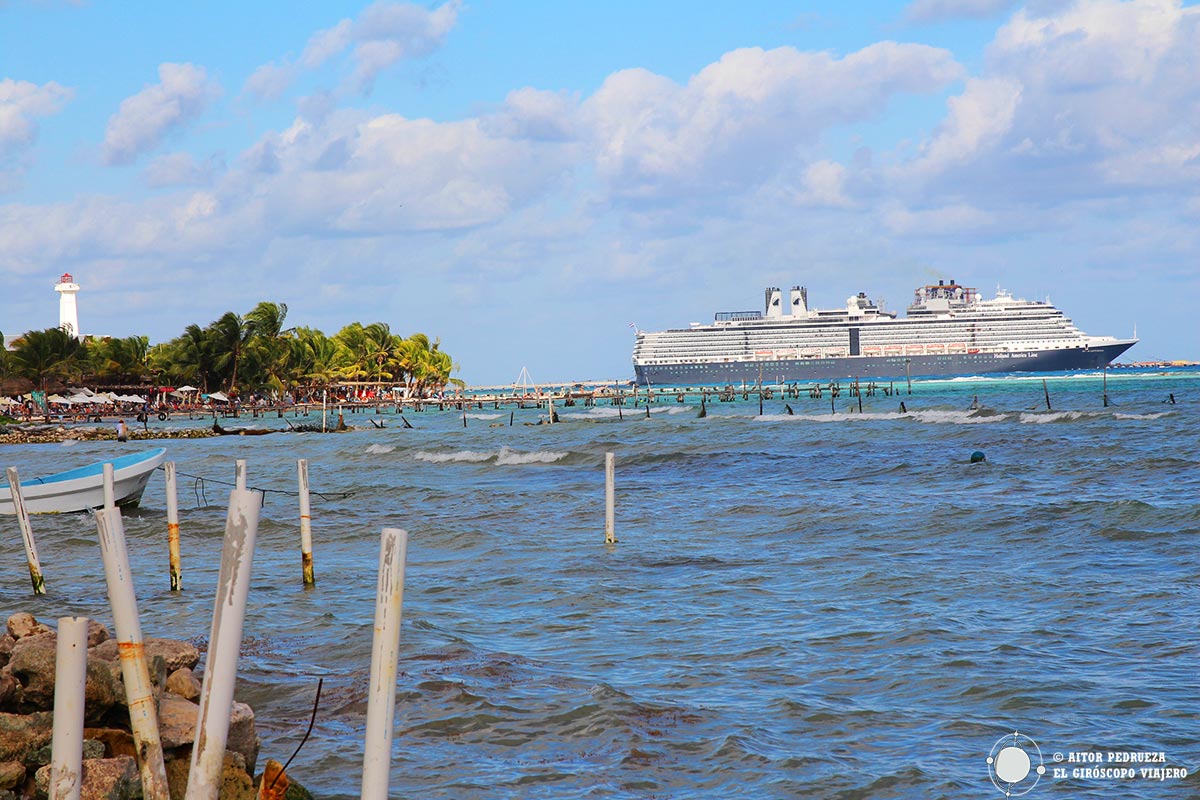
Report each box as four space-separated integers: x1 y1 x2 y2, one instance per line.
0 672 16 709
155 696 257 773
156 694 199 749
90 638 199 672
0 636 14 669
167 751 253 800
227 701 260 776
165 668 201 701
5 637 118 718
0 711 52 762
83 728 136 760
35 756 141 800
0 760 24 791
6 614 51 641
85 620 111 648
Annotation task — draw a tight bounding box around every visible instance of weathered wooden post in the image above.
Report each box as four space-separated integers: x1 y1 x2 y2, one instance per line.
297 459 315 586
186 488 262 800
604 452 616 544
5 467 45 595
361 528 409 800
165 461 182 591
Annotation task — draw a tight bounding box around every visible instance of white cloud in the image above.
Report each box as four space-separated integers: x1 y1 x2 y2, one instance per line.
102 63 219 165
142 152 220 188
296 1 460 93
795 160 854 208
902 77 1022 177
581 43 963 200
0 78 73 187
242 61 296 102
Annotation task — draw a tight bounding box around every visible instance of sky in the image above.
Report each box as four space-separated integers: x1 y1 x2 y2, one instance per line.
1 0 1197 385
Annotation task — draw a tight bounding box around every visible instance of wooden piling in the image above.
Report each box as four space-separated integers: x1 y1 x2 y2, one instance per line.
165 461 182 591
5 468 45 595
1043 379 1052 411
297 459 315 587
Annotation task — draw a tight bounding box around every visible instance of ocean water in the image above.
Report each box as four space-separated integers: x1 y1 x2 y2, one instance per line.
2 369 1198 798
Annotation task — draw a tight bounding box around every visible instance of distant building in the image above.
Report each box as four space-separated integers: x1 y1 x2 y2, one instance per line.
55 273 82 339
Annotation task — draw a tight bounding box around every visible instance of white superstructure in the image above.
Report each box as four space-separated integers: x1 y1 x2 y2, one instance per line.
632 279 1137 383
54 272 81 339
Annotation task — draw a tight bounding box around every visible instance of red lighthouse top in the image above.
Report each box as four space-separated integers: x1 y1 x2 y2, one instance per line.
59 273 74 284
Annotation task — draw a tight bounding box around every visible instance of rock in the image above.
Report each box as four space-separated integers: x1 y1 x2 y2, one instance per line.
0 711 52 762
156 695 199 749
167 750 253 800
0 761 23 792
25 739 104 771
155 696 257 774
165 668 200 701
0 636 14 669
0 673 16 709
227 702 260 776
221 751 256 800
85 621 111 648
34 756 141 800
5 637 118 718
90 638 199 673
6 614 51 641
83 729 136 760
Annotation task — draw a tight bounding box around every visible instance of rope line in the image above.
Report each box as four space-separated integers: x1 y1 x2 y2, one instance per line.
158 467 355 508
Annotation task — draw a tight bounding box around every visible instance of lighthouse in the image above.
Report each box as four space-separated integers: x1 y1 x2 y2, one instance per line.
54 273 81 338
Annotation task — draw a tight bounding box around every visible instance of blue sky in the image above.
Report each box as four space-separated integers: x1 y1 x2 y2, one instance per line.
2 0 1197 384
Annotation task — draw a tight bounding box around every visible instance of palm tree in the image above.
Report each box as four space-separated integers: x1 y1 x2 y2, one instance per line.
9 328 87 391
90 336 150 383
207 312 253 394
244 302 292 395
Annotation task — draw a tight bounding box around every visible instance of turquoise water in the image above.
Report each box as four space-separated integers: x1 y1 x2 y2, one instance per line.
2 369 1198 798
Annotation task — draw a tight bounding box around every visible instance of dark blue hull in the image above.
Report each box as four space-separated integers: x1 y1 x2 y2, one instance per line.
633 341 1136 386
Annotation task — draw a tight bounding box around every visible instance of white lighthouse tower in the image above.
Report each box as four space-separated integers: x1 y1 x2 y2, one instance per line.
54 273 81 339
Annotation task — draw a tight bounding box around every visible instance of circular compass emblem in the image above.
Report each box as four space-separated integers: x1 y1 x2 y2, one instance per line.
987 731 1045 797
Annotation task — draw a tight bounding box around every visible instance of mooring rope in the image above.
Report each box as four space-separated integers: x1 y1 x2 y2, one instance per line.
158 467 355 508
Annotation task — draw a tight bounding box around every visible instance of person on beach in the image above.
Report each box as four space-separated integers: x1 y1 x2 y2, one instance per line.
116 418 128 442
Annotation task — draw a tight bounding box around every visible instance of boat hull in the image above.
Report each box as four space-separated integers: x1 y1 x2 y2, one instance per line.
0 448 167 514
633 341 1136 386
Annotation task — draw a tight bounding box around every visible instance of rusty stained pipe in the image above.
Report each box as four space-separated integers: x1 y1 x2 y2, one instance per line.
96 507 170 800
165 461 182 591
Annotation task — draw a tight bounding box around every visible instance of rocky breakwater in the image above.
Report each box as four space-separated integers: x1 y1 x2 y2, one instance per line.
0 426 216 445
0 613 310 799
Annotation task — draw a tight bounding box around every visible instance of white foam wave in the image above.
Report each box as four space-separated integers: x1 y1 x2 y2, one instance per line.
465 413 502 420
364 444 396 454
1018 411 1089 423
761 410 1008 424
1113 412 1170 420
414 447 568 465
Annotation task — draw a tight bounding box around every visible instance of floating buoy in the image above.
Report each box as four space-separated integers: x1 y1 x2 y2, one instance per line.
969 450 986 463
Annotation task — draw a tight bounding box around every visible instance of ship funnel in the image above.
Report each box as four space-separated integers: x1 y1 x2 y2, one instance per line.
765 287 783 318
789 286 808 317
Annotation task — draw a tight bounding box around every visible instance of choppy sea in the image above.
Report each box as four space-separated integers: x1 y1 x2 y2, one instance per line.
2 369 1198 798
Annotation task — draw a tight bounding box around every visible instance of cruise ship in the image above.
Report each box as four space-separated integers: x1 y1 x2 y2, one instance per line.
632 280 1137 385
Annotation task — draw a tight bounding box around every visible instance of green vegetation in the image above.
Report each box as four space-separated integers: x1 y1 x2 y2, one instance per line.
2 302 460 398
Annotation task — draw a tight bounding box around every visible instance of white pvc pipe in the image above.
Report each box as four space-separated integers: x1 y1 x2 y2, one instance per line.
50 616 88 800
96 507 169 800
361 528 409 800
235 459 247 491
322 390 328 433
185 489 261 800
5 467 45 594
165 461 182 591
297 459 315 586
604 452 616 544
102 463 115 510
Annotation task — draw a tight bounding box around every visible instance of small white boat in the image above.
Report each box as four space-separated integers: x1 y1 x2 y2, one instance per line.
0 448 167 514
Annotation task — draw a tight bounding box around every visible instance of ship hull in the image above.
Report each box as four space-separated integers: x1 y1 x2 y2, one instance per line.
633 341 1136 387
